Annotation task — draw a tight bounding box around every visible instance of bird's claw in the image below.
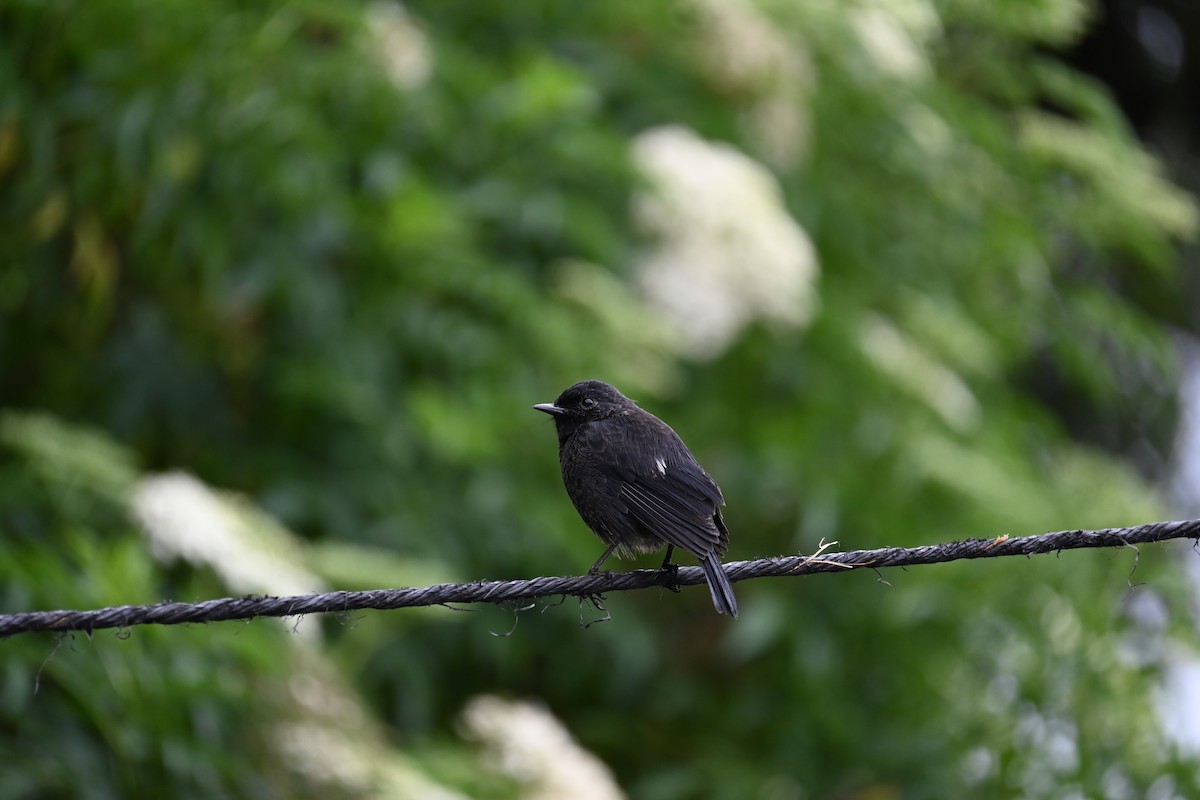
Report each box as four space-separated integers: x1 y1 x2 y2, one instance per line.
660 562 681 593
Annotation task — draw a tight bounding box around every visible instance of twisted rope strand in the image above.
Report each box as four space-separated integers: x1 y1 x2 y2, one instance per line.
2 518 1197 638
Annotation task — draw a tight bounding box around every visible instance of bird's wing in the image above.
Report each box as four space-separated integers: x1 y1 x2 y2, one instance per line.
619 475 726 558
585 415 727 559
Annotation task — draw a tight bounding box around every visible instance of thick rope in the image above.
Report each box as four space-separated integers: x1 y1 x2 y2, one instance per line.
2 518 1197 637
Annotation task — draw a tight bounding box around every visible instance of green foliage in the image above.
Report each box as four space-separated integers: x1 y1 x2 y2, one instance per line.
1 0 1197 797
0 416 304 798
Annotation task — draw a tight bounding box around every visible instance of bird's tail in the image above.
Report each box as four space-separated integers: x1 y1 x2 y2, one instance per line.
701 552 739 619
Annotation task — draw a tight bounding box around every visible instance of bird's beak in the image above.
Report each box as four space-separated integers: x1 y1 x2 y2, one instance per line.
533 403 565 416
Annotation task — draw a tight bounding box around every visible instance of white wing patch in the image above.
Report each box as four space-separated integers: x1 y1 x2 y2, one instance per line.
655 456 667 476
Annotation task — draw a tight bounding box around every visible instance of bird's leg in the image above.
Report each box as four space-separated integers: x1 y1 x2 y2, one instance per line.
589 544 617 575
659 545 681 593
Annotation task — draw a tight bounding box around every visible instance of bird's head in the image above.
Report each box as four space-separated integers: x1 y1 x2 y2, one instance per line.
534 380 634 439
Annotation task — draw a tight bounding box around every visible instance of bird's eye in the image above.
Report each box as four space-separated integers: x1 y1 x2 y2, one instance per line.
582 397 597 408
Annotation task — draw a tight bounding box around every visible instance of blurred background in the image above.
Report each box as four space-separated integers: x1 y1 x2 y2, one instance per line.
2 0 1200 797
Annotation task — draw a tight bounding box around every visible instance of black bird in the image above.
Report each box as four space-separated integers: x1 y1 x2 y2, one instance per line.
534 380 738 618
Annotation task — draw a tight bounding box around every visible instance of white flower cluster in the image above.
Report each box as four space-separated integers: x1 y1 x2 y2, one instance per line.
462 696 625 800
689 0 813 168
366 1 433 91
633 125 819 360
132 472 323 599
850 0 942 82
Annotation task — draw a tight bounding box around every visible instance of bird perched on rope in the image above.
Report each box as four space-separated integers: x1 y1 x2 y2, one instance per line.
534 380 738 618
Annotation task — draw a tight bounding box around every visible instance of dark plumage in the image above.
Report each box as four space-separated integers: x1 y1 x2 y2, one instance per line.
534 380 738 618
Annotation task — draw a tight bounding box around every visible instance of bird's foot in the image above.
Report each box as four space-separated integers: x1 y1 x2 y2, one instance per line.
659 561 681 593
